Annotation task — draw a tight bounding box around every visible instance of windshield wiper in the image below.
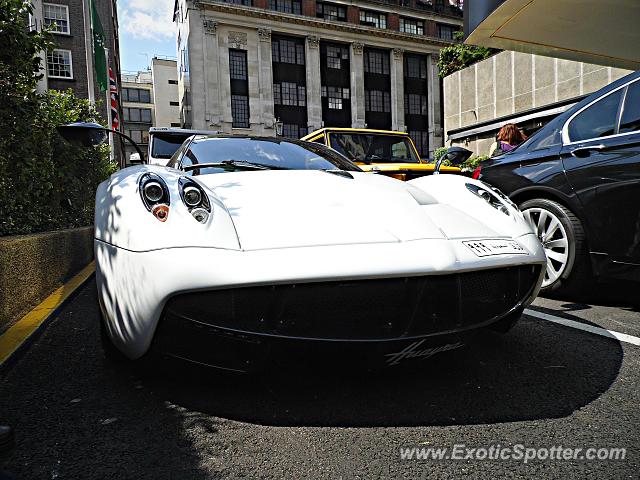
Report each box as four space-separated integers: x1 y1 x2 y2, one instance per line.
182 160 285 171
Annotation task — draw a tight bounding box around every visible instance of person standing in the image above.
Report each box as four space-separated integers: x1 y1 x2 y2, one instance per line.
490 123 527 156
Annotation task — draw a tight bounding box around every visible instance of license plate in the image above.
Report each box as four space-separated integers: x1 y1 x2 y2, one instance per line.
463 239 528 257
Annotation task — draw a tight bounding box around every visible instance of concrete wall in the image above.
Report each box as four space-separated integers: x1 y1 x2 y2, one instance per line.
443 51 632 156
0 227 93 333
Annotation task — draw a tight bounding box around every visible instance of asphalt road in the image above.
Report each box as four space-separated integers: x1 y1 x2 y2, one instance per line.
1 278 639 479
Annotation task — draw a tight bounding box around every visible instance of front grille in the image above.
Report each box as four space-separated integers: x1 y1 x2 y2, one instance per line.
163 265 540 341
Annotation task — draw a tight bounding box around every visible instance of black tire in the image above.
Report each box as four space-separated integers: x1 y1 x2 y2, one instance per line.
519 198 592 295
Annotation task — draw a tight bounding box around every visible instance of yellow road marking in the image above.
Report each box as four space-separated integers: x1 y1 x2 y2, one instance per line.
0 261 95 366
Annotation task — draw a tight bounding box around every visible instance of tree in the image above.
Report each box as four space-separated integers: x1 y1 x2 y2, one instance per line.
0 0 116 236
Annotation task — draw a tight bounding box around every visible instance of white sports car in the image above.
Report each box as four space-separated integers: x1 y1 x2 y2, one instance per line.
95 135 546 372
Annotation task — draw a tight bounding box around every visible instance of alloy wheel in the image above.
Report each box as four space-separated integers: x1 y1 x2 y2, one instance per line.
522 207 570 288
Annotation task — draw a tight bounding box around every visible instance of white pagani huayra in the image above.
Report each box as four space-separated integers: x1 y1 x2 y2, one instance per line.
95 135 546 371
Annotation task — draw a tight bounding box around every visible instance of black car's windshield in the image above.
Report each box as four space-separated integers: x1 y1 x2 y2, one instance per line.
179 137 360 175
151 134 192 159
328 133 420 164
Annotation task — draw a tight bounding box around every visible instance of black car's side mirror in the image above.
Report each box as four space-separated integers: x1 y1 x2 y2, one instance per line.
434 146 473 174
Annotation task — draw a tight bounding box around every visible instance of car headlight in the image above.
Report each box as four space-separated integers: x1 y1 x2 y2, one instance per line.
466 182 511 216
139 173 170 222
179 177 211 223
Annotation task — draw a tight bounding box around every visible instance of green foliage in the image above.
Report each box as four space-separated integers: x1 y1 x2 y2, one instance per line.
433 147 449 162
460 154 489 172
0 0 116 236
437 32 499 78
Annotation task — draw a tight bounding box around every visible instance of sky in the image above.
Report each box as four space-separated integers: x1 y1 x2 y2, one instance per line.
117 0 177 73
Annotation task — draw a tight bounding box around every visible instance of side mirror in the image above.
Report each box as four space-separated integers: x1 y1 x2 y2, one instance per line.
129 152 142 164
57 122 108 147
434 146 473 174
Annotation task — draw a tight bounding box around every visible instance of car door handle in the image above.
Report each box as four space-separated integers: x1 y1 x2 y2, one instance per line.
570 144 607 158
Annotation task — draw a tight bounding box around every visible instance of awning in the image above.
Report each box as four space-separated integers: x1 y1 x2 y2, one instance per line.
464 0 640 70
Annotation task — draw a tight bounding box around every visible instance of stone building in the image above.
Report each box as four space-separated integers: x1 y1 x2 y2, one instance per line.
173 0 463 156
151 57 182 128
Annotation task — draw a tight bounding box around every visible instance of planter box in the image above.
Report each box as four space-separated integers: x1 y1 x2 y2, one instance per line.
0 227 93 333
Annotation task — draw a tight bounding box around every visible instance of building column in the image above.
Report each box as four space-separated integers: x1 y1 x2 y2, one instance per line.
391 48 405 132
305 36 322 132
350 42 365 128
202 19 222 129
257 27 275 134
427 53 443 153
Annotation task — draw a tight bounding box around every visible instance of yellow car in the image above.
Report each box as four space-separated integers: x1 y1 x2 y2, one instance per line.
301 128 460 180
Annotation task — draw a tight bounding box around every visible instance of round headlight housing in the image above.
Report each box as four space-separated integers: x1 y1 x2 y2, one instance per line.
183 186 202 207
143 181 164 203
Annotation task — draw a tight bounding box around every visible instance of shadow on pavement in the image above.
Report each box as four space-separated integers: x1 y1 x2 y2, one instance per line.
149 314 623 428
542 279 640 311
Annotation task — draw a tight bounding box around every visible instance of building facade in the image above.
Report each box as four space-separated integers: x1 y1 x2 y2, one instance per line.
151 57 182 128
174 0 463 156
30 0 121 126
121 70 154 161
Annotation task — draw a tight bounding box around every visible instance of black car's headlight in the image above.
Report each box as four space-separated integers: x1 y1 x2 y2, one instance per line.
139 173 170 222
179 177 211 223
466 183 511 216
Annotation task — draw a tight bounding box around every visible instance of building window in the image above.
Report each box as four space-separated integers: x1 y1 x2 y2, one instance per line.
268 0 301 14
281 124 307 138
326 45 347 70
405 94 427 115
399 18 424 35
125 129 150 144
365 90 390 113
321 86 349 110
405 55 427 79
171 122 181 127
229 49 250 128
122 88 151 103
168 79 178 85
123 107 152 123
43 3 69 34
409 131 429 157
273 83 306 107
229 50 248 80
46 49 73 78
169 101 179 106
272 38 304 65
437 24 457 40
316 2 346 21
364 50 389 75
231 95 250 128
359 10 386 29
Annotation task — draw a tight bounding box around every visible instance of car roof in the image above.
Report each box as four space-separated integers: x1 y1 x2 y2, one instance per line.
301 128 410 140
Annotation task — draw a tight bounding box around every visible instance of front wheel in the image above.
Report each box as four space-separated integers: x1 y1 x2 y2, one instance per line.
520 198 591 294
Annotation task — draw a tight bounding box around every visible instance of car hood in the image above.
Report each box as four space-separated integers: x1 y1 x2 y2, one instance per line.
198 170 500 251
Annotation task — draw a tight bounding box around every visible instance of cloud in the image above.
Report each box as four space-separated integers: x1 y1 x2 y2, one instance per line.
120 0 175 41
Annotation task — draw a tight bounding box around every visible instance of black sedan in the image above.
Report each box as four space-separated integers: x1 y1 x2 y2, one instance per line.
477 71 640 293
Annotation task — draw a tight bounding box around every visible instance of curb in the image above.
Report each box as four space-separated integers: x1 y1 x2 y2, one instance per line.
0 262 96 371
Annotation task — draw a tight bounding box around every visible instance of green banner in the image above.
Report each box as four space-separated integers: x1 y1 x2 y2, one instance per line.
91 0 108 92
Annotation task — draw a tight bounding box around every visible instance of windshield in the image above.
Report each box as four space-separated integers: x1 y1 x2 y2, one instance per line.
328 133 420 164
151 134 192 159
178 137 361 175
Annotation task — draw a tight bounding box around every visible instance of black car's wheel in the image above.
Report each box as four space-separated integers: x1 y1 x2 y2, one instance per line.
520 198 591 294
